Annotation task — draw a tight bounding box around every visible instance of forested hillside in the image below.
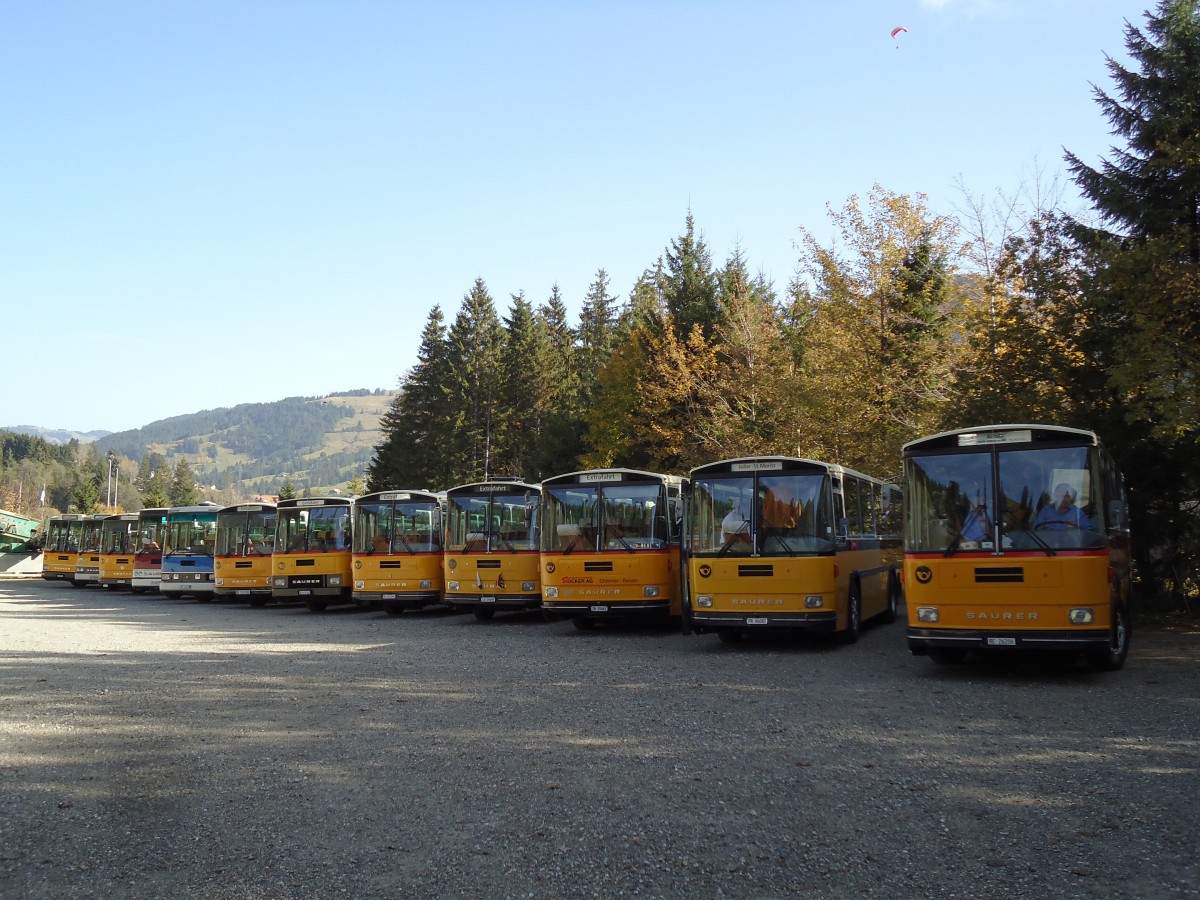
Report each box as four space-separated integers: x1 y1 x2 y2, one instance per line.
0 390 394 517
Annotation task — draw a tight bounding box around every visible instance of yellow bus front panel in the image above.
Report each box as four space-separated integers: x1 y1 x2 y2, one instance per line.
443 552 541 614
904 552 1115 646
542 548 681 619
272 552 353 608
215 556 275 600
354 552 444 613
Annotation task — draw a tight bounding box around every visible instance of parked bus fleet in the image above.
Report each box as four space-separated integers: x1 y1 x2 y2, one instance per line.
37 424 1134 671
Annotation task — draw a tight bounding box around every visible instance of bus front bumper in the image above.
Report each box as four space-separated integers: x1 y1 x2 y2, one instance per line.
543 599 671 621
690 610 838 633
444 593 540 612
907 627 1113 654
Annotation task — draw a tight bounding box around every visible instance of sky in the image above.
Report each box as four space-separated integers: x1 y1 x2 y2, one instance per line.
2 0 1150 433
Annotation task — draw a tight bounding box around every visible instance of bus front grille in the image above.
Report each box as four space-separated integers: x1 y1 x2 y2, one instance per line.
975 567 1024 583
738 565 774 577
584 562 613 572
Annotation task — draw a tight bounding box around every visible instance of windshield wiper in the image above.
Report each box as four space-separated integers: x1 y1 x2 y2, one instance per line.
604 524 635 552
763 532 796 557
1013 528 1057 556
490 530 516 552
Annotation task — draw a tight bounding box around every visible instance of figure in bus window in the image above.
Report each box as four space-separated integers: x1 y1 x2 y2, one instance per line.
1035 483 1093 530
961 492 990 542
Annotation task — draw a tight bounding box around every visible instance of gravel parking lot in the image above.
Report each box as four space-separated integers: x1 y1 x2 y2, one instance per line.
1 577 1197 899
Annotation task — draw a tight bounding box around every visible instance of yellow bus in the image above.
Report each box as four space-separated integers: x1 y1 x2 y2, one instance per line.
41 514 89 583
131 507 167 594
353 490 444 615
214 502 277 605
902 424 1132 670
98 512 139 590
540 468 685 630
685 457 902 644
73 514 107 587
443 479 541 620
272 496 353 611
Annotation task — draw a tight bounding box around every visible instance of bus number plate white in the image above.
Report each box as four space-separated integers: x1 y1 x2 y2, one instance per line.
236 590 249 596
590 605 609 613
746 617 769 625
299 590 311 596
987 637 1016 646
481 596 496 603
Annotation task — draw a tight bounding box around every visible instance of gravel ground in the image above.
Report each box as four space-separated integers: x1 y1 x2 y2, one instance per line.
0 577 1198 899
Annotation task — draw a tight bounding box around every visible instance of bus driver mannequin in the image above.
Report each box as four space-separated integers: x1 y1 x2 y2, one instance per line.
1035 483 1093 530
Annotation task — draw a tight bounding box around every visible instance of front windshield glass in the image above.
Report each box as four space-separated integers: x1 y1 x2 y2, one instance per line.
216 509 275 556
136 514 165 556
689 473 832 556
446 490 538 552
164 513 218 557
79 521 103 553
276 505 351 553
355 498 442 553
541 481 670 553
101 520 137 553
905 446 1104 552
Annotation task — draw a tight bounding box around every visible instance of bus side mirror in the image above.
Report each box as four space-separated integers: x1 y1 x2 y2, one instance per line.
837 517 850 540
1108 501 1127 530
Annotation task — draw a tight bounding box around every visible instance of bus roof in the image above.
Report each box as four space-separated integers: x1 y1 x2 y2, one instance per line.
902 424 1100 454
540 468 683 487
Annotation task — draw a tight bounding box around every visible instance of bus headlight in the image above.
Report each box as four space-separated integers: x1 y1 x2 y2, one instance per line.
804 595 823 608
916 607 939 623
215 578 224 586
447 580 459 591
544 586 558 598
521 581 535 592
419 580 432 589
643 585 660 598
327 575 342 587
354 580 365 590
273 577 287 587
1069 607 1095 624
696 595 713 608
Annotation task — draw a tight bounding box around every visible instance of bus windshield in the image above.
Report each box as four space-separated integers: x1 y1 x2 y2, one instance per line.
355 500 442 553
277 506 351 553
542 483 670 552
446 491 537 552
165 515 218 557
689 473 832 556
905 445 1106 553
216 509 275 556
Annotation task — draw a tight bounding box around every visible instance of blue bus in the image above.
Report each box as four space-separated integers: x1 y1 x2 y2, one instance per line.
160 503 220 599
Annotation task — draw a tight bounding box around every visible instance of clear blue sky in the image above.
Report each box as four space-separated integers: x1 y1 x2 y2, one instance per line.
2 0 1146 433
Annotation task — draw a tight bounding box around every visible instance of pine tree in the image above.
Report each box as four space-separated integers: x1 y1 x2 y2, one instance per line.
169 460 198 506
1063 0 1200 602
367 306 453 491
496 291 542 478
443 279 504 483
664 211 721 338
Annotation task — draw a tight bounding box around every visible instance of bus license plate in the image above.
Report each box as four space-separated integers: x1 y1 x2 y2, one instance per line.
299 590 311 596
236 590 249 596
590 605 609 613
383 594 396 600
746 617 769 626
481 596 496 603
987 637 1017 646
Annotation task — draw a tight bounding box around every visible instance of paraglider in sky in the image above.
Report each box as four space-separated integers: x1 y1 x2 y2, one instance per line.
891 26 908 39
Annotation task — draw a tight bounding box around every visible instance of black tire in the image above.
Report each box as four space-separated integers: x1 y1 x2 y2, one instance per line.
880 571 900 624
840 580 862 644
929 647 967 665
717 629 742 645
305 600 329 612
1087 603 1131 672
473 607 496 621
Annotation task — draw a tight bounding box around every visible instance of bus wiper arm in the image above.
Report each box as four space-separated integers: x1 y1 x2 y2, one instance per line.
1015 528 1056 556
605 525 634 552
490 530 515 552
943 534 963 558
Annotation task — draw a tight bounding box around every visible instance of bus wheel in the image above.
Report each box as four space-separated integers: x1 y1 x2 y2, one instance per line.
474 608 496 621
717 629 742 645
839 581 862 644
929 648 967 665
881 572 900 624
305 600 329 612
1087 604 1130 672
